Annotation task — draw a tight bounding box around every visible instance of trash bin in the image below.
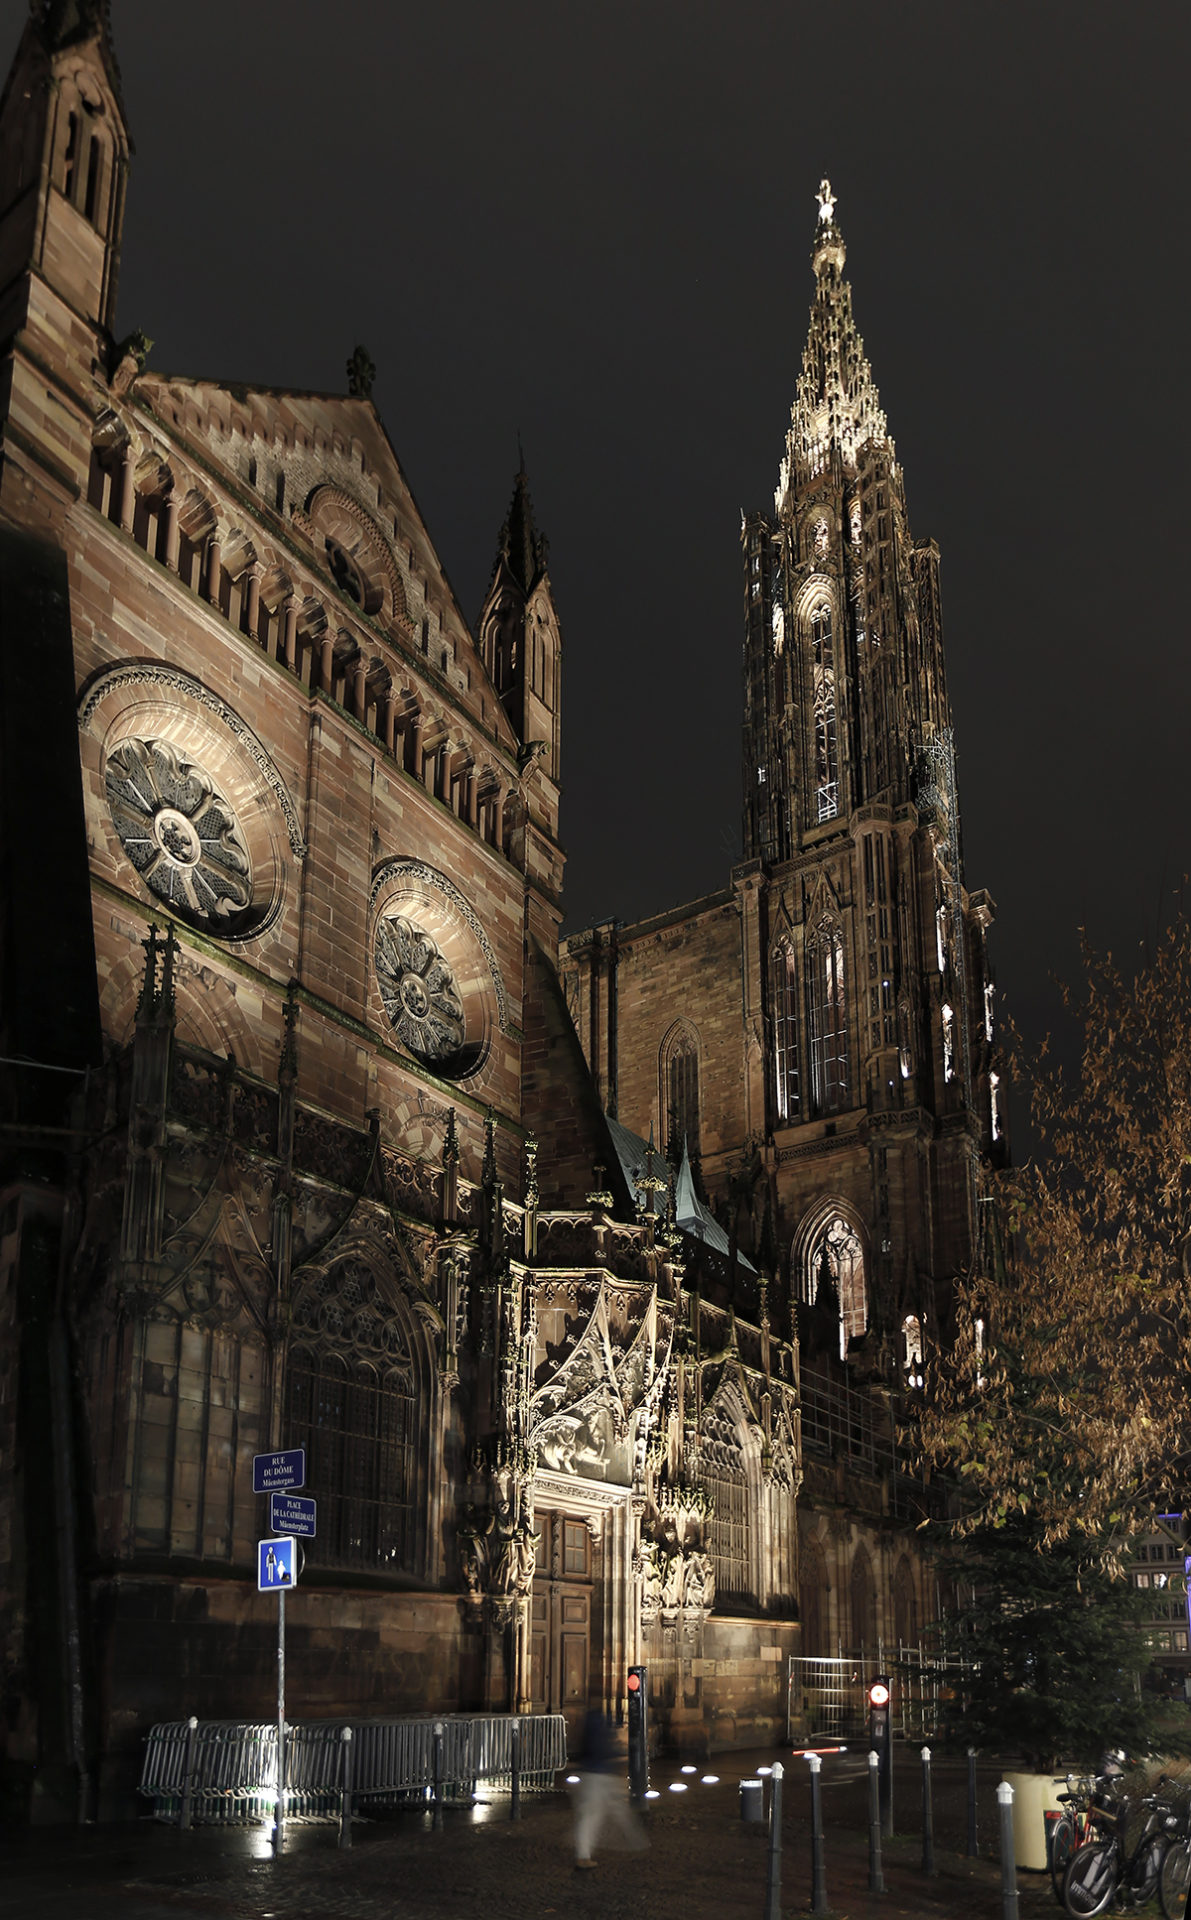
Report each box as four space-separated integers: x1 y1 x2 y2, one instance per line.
1043 1807 1062 1873
740 1778 764 1823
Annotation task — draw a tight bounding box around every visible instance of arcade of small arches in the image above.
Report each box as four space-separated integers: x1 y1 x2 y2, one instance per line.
85 421 524 860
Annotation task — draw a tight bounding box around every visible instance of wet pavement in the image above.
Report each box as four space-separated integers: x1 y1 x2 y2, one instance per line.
1 1746 1083 1919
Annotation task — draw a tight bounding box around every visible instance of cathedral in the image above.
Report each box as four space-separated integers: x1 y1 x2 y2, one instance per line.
0 5 996 1821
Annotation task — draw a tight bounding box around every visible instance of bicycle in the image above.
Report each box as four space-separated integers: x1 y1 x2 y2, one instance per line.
1063 1784 1182 1916
1158 1799 1191 1920
1050 1772 1101 1903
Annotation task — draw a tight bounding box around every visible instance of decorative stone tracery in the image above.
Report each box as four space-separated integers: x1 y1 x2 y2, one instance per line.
105 736 253 932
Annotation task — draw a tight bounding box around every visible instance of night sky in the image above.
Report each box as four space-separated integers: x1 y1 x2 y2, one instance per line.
15 3 1191 1069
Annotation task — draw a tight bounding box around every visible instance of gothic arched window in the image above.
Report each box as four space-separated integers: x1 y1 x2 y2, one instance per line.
902 1313 924 1389
799 1533 828 1656
810 603 839 821
850 1544 877 1653
806 922 849 1113
702 1399 754 1610
804 1212 867 1357
893 1556 918 1647
284 1260 418 1575
772 944 800 1124
661 1022 700 1160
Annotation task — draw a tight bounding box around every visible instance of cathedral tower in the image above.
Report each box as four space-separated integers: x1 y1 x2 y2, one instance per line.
567 181 999 1368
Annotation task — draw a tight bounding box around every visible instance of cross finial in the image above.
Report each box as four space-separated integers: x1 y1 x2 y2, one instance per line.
817 178 837 225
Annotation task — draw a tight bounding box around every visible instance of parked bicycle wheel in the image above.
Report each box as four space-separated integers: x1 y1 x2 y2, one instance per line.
1050 1813 1079 1903
1063 1840 1119 1918
1160 1838 1191 1920
1131 1830 1170 1906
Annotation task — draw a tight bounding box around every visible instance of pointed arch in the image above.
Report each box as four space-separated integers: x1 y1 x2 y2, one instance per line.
792 1197 869 1358
286 1235 439 1580
770 937 800 1123
849 1542 877 1653
799 1529 828 1655
659 1017 701 1161
893 1554 918 1647
805 917 849 1113
700 1377 760 1611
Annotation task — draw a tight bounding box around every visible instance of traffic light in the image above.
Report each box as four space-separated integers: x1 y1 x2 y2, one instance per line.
627 1665 648 1800
867 1675 892 1830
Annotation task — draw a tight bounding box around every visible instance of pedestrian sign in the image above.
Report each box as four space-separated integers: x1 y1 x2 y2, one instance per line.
253 1448 306 1494
270 1492 316 1538
259 1536 297 1590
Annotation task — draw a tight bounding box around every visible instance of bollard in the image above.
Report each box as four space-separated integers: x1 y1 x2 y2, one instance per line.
510 1717 521 1823
338 1726 353 1849
178 1715 199 1833
763 1762 783 1920
921 1745 936 1877
967 1747 978 1857
997 1780 1019 1920
868 1750 885 1894
740 1778 765 1823
432 1720 445 1831
807 1752 829 1918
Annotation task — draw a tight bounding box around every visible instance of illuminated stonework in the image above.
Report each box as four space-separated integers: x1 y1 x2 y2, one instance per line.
375 913 466 1066
105 736 253 932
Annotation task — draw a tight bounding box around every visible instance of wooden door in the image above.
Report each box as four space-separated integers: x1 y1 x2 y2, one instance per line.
531 1512 593 1747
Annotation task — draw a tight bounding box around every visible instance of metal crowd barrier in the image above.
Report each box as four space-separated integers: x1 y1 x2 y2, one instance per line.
139 1713 568 1824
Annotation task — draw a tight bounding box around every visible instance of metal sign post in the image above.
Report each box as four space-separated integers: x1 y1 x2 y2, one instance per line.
258 1536 297 1853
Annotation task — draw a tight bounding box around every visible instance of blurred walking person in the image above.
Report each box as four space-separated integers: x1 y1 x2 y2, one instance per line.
572 1707 647 1869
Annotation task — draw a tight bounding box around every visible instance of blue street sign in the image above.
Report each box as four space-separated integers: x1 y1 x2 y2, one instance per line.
252 1448 306 1494
270 1492 317 1538
259 1536 297 1590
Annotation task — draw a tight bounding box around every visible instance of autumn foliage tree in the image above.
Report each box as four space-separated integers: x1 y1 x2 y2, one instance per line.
912 914 1191 1766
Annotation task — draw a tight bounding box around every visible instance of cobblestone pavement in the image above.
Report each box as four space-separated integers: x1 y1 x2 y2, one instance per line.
1 1748 1084 1920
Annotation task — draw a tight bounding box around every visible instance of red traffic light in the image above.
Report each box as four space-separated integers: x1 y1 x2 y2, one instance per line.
868 1680 890 1708
627 1672 641 1691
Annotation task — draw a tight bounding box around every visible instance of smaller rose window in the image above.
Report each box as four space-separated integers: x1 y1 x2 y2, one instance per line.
105 736 255 934
375 913 466 1066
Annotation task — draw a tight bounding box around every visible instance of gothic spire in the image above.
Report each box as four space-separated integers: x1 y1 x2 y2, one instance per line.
492 454 549 597
27 0 127 124
776 179 889 509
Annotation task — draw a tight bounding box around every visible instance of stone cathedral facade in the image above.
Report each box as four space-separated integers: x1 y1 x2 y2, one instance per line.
0 11 992 1823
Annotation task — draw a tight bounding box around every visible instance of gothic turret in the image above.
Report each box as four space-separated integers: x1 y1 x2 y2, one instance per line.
0 2 131 345
478 457 562 799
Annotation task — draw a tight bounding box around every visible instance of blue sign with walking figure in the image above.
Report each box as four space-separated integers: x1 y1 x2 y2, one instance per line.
258 1536 297 1590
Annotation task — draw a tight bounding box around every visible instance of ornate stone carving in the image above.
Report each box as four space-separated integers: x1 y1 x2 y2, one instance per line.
106 737 254 933
369 857 509 1033
79 662 306 857
375 913 465 1063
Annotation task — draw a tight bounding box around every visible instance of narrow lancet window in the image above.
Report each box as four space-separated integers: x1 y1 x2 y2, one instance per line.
807 922 849 1113
810 604 838 820
772 945 800 1123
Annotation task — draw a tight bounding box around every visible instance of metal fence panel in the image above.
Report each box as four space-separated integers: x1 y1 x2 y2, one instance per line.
139 1713 568 1824
786 1646 969 1745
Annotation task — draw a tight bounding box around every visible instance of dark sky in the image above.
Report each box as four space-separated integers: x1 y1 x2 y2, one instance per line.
18 2 1191 1060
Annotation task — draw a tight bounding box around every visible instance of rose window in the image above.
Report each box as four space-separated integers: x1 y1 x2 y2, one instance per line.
375 913 466 1065
105 736 254 934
